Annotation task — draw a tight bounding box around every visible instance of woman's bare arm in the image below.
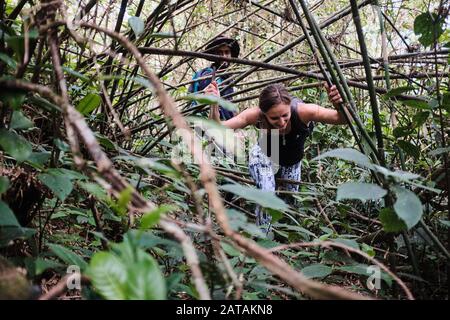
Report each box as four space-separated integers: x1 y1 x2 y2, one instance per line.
297 103 347 125
204 81 260 129
222 107 260 129
297 84 346 125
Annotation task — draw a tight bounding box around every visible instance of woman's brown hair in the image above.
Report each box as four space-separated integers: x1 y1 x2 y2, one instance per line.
258 83 291 113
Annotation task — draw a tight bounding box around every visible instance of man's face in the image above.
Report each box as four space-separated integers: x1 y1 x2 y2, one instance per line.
215 44 232 69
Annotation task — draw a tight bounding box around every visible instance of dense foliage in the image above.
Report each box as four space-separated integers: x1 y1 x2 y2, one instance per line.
0 0 448 300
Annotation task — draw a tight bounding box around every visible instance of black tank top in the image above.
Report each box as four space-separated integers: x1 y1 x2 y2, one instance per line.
258 98 313 166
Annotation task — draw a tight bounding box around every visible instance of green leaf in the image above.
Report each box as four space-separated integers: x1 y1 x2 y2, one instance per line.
443 92 450 112
439 220 450 228
48 243 88 270
0 52 17 69
393 186 423 230
5 29 38 61
336 182 387 202
313 148 373 169
383 86 415 99
0 90 26 110
62 66 89 82
88 251 128 299
0 176 9 194
26 151 51 166
393 125 413 138
220 184 288 211
77 181 107 201
10 111 33 130
115 186 134 216
379 208 407 232
0 200 20 227
126 250 166 299
77 93 101 115
401 99 431 110
148 32 177 39
397 140 420 159
301 264 332 279
38 171 73 201
140 205 177 229
412 111 430 128
373 165 420 181
128 16 145 38
182 93 237 112
333 238 360 250
34 258 63 276
53 138 70 152
221 242 241 257
88 240 166 300
361 243 375 257
429 147 450 157
226 209 265 237
414 12 444 47
0 129 32 162
94 132 117 151
0 226 36 247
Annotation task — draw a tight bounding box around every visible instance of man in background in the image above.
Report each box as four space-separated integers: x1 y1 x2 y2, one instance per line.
188 35 240 120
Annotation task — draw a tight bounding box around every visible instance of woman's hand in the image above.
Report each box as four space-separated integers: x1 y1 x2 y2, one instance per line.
325 83 343 106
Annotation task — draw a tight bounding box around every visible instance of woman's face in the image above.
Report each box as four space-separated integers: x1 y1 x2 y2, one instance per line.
264 103 291 129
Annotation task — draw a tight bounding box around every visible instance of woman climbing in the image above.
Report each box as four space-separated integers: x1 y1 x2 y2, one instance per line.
205 82 346 234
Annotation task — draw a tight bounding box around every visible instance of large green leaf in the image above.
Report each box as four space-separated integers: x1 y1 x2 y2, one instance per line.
401 99 431 110
383 86 415 99
27 151 51 166
220 184 288 211
0 200 20 227
10 111 34 130
126 250 166 300
129 16 145 38
87 240 166 300
333 238 360 250
0 226 36 247
38 171 73 201
77 93 101 115
140 205 177 229
226 209 265 238
393 186 423 230
301 264 332 279
0 52 17 69
313 148 373 169
397 140 420 159
336 182 387 202
0 90 26 110
0 129 32 162
414 12 444 47
88 251 128 300
48 243 88 270
0 176 9 194
5 29 38 61
379 208 407 232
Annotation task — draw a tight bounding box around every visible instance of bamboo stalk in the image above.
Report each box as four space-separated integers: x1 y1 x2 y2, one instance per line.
350 0 385 165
